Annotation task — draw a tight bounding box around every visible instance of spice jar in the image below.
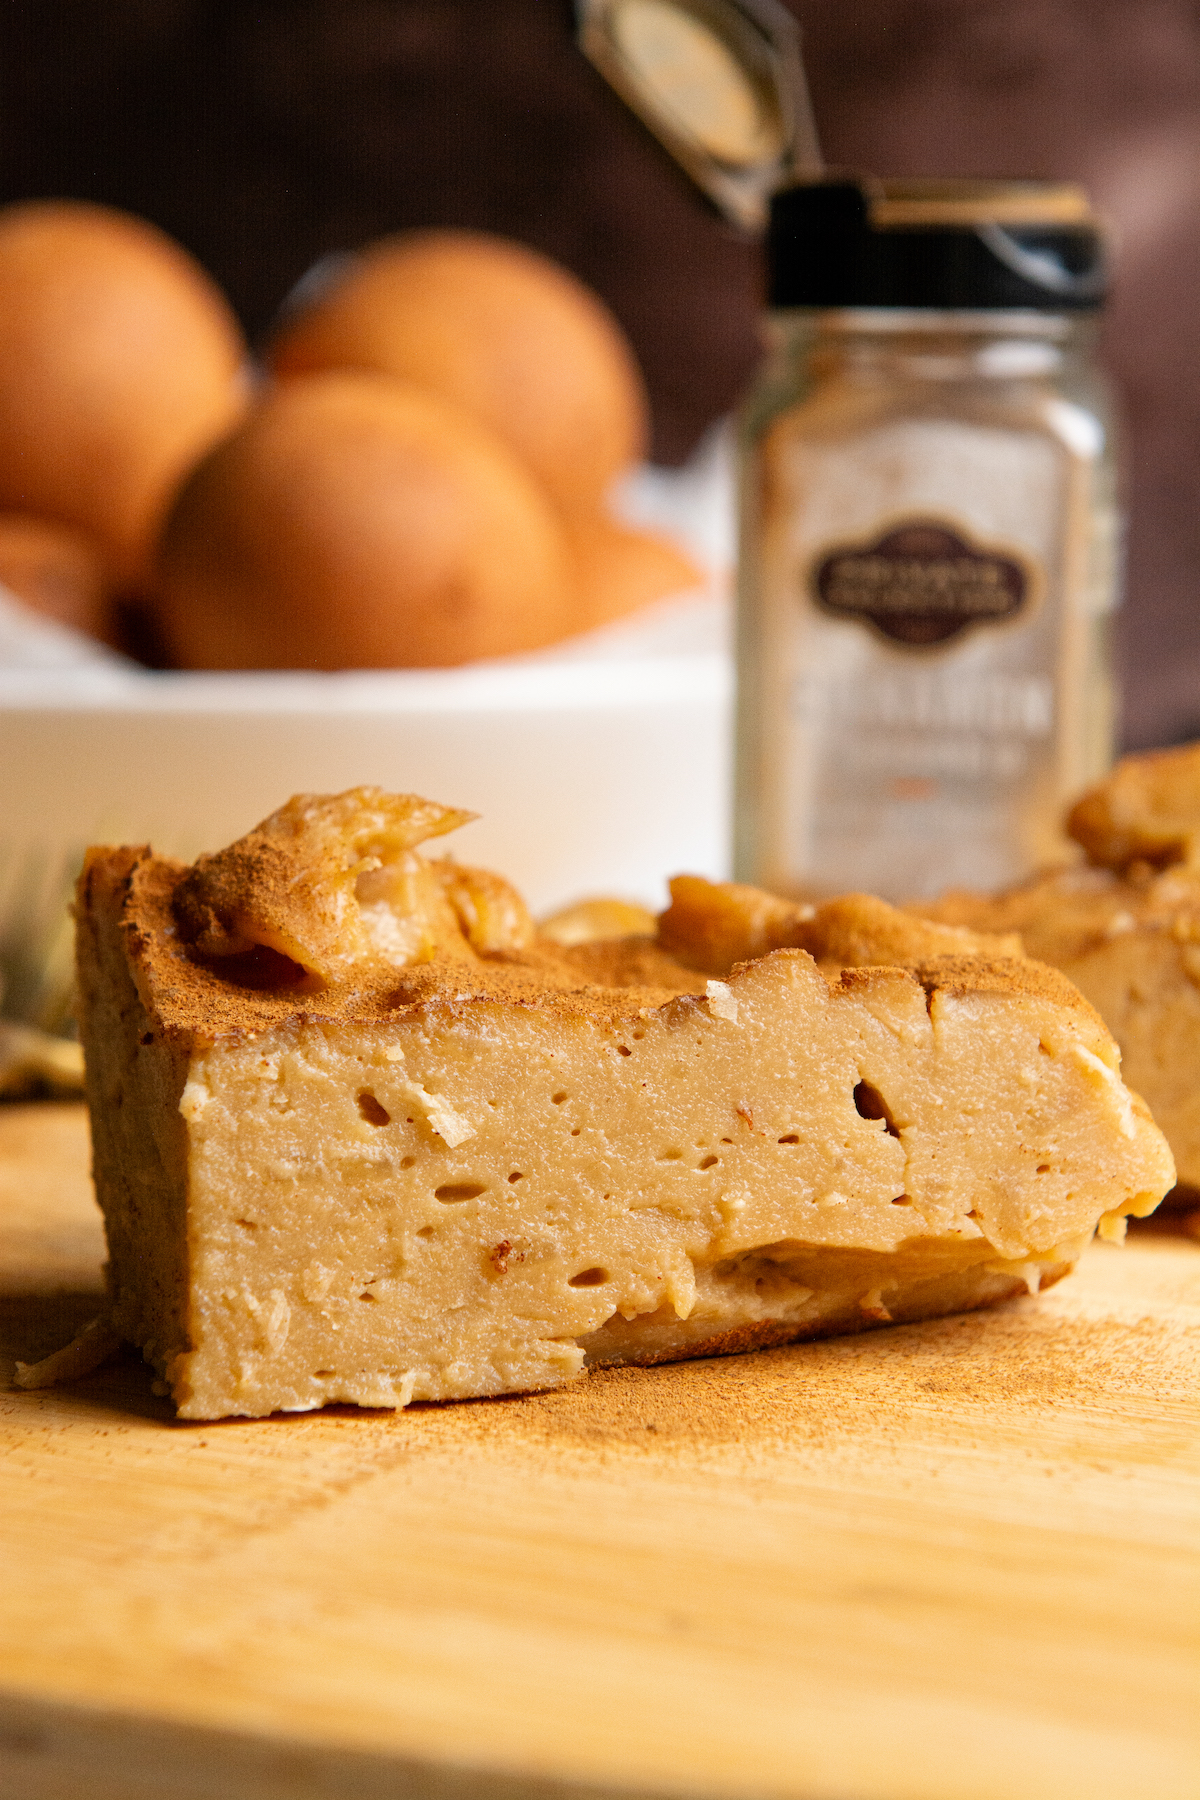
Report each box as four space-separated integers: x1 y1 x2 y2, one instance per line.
735 177 1116 900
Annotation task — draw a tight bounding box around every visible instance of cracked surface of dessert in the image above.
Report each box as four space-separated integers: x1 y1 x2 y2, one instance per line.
74 788 1174 1420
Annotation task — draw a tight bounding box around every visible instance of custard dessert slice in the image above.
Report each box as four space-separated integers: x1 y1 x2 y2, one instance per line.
918 739 1200 1195
917 862 1200 1193
74 790 1173 1421
1068 739 1200 873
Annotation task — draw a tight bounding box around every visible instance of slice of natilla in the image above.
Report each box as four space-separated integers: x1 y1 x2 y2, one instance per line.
73 790 1174 1420
915 860 1200 1193
915 738 1200 1194
1068 738 1200 872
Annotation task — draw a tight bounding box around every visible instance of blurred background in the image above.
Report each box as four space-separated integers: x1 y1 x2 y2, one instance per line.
3 0 1198 749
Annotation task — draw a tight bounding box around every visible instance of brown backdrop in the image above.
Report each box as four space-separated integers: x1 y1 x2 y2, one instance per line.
3 0 1199 748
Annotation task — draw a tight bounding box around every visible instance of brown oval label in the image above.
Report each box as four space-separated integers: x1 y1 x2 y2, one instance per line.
811 520 1031 647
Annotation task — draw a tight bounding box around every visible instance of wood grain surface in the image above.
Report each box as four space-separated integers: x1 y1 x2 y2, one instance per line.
1 1102 1198 1800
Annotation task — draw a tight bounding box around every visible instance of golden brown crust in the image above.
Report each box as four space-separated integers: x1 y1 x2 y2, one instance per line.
799 892 1023 970
86 841 1102 1053
432 860 535 954
658 875 1021 978
655 875 1086 1023
90 847 705 1043
657 874 813 974
539 897 657 946
173 788 481 982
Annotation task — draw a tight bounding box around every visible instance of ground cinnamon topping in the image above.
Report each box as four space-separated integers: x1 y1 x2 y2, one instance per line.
85 785 1091 1048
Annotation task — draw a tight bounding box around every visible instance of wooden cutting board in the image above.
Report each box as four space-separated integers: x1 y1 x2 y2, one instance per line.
1 1102 1198 1800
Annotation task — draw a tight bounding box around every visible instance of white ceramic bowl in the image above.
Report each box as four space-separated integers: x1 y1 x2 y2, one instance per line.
0 623 731 917
0 438 736 1023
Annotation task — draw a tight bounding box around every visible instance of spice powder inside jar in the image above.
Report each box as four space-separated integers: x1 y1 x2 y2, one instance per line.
736 178 1117 900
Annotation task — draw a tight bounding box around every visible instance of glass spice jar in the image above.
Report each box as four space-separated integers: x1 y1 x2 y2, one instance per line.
735 177 1117 900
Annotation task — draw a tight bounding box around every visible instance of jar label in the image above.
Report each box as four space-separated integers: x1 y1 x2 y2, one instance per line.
811 519 1032 647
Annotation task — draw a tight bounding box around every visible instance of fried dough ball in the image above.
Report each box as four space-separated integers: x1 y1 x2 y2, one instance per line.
151 372 580 670
268 230 648 523
0 201 247 583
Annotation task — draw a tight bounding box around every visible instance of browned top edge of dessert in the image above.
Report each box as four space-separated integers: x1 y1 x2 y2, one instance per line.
916 861 1200 966
77 840 1101 1050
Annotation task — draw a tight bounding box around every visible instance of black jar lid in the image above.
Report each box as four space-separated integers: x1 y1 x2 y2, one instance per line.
769 177 1107 312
